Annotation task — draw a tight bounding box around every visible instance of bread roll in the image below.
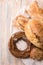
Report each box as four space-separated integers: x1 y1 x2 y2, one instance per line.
30 47 43 60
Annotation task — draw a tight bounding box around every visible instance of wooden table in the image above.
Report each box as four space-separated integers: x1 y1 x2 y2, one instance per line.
0 0 43 65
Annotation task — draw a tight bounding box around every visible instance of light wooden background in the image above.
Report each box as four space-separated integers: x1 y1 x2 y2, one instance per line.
0 0 43 65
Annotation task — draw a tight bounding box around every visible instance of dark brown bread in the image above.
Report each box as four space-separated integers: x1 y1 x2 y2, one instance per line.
9 32 31 58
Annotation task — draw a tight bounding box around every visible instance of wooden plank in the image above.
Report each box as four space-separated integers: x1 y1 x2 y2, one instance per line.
0 0 43 65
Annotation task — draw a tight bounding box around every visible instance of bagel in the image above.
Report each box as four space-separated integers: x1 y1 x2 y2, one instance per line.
9 32 31 58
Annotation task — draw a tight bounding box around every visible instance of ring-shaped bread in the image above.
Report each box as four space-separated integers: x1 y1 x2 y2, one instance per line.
9 32 31 58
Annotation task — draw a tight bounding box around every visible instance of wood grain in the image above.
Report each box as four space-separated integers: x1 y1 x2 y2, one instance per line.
0 0 43 65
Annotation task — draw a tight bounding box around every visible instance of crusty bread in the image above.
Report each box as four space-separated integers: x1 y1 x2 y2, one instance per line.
25 1 43 20
13 15 29 30
25 19 43 49
13 15 43 49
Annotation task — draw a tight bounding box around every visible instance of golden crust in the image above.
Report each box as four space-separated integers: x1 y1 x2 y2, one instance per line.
13 15 43 49
13 15 29 30
25 1 43 20
25 19 43 49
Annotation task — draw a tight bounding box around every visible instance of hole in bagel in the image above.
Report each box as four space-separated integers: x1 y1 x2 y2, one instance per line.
16 39 27 51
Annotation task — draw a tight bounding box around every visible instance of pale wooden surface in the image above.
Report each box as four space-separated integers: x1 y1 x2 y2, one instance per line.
0 0 43 65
